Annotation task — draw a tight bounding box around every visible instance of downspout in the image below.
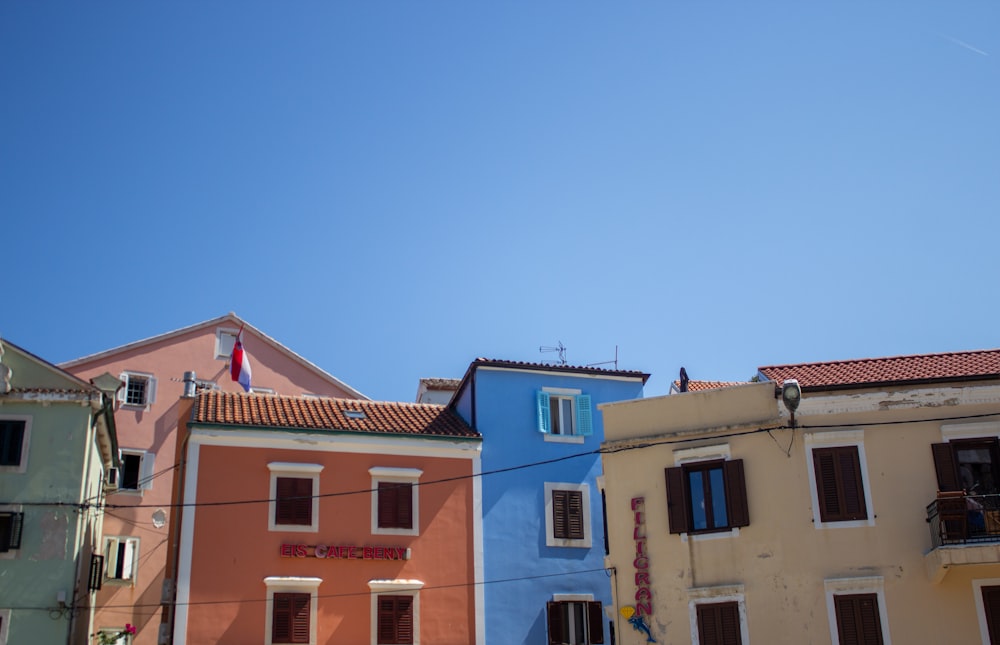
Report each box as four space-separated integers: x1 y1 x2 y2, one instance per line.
164 372 198 645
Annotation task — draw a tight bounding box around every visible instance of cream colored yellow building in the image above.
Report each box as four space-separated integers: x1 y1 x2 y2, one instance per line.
600 350 1000 645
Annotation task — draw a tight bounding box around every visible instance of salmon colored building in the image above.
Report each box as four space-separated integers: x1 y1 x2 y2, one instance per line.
172 389 482 645
61 314 367 644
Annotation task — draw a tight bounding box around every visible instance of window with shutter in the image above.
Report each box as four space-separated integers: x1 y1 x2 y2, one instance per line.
813 447 868 522
982 585 1000 645
696 601 742 645
833 594 884 645
537 389 592 438
118 372 156 407
664 459 749 535
276 478 314 526
104 537 139 584
377 595 414 645
545 483 592 547
547 601 604 644
0 512 24 552
933 439 1000 495
272 593 310 644
378 482 414 530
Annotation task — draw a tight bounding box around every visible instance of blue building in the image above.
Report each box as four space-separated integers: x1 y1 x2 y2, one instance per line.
451 359 648 645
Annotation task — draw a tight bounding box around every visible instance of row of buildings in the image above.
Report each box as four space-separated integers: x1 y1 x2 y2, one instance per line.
2 313 999 644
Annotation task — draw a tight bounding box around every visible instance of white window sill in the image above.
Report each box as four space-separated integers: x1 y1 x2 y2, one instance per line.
814 518 875 530
543 434 585 444
681 527 740 542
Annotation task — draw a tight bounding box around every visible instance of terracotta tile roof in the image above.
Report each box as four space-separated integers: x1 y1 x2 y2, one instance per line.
672 380 744 392
758 349 1000 390
192 391 480 438
472 358 651 383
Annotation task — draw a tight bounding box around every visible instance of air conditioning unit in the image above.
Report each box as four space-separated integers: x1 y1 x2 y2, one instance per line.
106 467 119 489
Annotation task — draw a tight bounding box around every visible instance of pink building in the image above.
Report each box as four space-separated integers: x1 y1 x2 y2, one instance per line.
62 314 366 644
172 390 482 645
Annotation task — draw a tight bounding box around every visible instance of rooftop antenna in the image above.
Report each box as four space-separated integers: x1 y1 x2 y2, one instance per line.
539 341 567 366
586 345 619 370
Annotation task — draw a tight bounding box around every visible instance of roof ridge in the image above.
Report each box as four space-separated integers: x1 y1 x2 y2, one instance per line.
759 347 1000 371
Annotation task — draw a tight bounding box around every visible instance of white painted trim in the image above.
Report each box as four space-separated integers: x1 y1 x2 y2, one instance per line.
542 386 583 396
942 422 1000 442
472 456 485 645
674 443 731 465
269 467 321 533
215 327 239 359
791 384 1000 417
804 430 876 529
369 585 421 645
371 469 421 537
553 593 595 602
681 527 740 542
972 578 1000 645
173 440 200 645
824 576 891 645
268 462 324 474
0 414 31 474
263 577 321 645
544 434 585 445
688 585 750 645
189 427 480 460
368 467 423 479
544 482 593 548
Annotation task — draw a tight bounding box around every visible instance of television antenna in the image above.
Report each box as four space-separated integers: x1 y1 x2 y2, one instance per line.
586 345 619 370
539 341 567 365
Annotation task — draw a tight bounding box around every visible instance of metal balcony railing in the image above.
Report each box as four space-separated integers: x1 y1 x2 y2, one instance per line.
927 492 1000 548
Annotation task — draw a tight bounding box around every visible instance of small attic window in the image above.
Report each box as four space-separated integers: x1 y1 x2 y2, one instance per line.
345 410 366 420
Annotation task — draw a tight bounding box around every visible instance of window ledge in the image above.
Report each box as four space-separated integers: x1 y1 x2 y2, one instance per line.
682 527 740 542
543 434 585 444
813 518 876 530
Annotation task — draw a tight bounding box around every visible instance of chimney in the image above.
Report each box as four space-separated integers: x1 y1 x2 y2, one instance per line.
182 371 197 399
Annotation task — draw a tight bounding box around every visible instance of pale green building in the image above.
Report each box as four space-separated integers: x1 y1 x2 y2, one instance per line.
0 339 118 645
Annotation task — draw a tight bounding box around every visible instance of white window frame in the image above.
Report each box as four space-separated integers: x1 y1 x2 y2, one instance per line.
117 372 157 409
0 416 30 474
0 608 10 645
104 536 140 585
973 578 1000 645
268 463 322 533
824 576 891 645
544 482 592 548
264 576 321 645
804 430 876 529
370 467 422 537
368 579 423 645
673 444 741 542
117 449 155 494
252 387 277 396
216 328 240 359
550 593 600 645
688 584 750 645
543 387 585 444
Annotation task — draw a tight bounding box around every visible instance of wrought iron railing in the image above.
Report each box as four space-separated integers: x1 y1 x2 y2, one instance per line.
927 493 1000 547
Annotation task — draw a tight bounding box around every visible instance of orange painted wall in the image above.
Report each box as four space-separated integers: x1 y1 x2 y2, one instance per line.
184 444 476 644
65 319 365 644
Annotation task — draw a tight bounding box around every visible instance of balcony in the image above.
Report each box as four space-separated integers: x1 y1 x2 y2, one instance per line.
925 492 1000 582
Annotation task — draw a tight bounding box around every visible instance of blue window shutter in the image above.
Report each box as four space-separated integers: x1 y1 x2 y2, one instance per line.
537 391 551 434
576 395 593 436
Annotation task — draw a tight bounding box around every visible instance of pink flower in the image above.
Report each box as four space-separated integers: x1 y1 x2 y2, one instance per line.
125 624 136 635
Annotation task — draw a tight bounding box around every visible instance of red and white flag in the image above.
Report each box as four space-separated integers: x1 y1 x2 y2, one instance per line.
230 327 252 392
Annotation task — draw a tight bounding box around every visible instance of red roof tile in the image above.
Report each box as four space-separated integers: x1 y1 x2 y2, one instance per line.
758 349 1000 390
673 380 744 392
192 391 480 438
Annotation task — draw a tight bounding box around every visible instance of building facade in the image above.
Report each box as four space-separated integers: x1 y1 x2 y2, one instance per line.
450 359 648 645
61 314 366 644
172 389 482 645
600 349 1000 645
0 339 118 645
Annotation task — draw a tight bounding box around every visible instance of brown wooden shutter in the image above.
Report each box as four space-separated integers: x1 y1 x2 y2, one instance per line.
547 601 566 645
813 447 867 522
665 466 689 534
272 592 310 644
378 482 413 529
377 595 413 644
567 490 584 539
931 442 961 491
588 601 605 644
834 593 883 645
724 459 749 528
276 477 313 526
696 601 741 645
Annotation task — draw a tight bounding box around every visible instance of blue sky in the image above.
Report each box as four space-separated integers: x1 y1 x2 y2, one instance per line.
2 2 998 401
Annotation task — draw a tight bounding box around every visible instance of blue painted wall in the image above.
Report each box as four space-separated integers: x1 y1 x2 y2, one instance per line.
461 366 644 644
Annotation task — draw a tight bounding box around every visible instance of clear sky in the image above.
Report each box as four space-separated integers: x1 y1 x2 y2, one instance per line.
2 2 998 402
